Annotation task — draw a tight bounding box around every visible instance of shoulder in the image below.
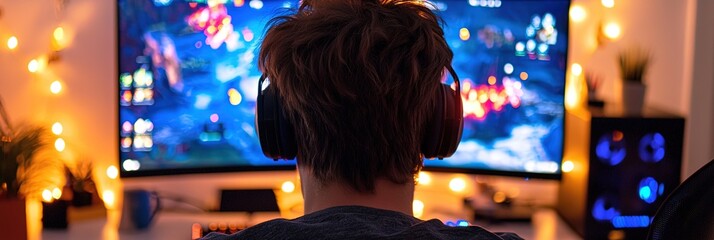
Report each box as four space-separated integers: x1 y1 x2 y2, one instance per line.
200 207 523 240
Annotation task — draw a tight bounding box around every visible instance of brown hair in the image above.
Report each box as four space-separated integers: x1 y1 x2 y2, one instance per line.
259 0 453 192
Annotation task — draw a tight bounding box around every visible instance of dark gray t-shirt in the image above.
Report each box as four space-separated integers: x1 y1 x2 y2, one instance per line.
202 205 523 239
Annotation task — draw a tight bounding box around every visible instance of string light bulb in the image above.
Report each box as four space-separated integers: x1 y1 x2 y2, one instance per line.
281 181 295 193
107 165 119 179
53 27 65 42
413 199 425 218
449 177 467 193
602 0 615 8
55 138 66 152
571 63 583 76
42 189 53 203
52 27 66 50
280 181 295 193
50 81 63 94
52 187 62 199
103 190 116 209
417 171 432 185
562 160 575 172
569 5 586 23
603 22 621 40
7 36 18 50
52 122 63 135
28 59 40 73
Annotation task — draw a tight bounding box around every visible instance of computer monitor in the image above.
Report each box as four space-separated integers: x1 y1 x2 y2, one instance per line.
423 0 568 179
118 0 567 179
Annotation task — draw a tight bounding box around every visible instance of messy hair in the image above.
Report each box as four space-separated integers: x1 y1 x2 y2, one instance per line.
259 0 453 192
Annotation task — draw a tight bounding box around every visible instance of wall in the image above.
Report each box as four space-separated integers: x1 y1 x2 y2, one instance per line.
569 0 691 114
683 0 714 177
0 0 116 194
569 0 713 178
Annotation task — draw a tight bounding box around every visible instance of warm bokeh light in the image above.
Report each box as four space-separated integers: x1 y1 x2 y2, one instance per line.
565 81 580 110
569 5 587 23
102 190 116 209
417 171 431 185
55 138 66 152
107 165 119 180
28 59 40 73
603 22 621 40
488 76 497 85
459 28 470 41
7 36 18 50
601 0 615 8
281 181 295 193
562 160 575 172
493 191 507 203
520 72 529 81
449 177 467 193
52 122 63 135
412 199 424 218
52 187 62 199
42 189 53 203
54 27 65 42
571 63 583 76
50 80 63 94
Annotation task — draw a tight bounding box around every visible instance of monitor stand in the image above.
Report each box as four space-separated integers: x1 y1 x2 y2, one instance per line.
219 189 281 213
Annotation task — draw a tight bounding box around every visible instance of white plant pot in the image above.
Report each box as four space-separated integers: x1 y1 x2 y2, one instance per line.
622 82 646 115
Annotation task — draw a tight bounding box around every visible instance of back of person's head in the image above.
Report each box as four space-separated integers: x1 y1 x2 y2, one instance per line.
259 0 453 192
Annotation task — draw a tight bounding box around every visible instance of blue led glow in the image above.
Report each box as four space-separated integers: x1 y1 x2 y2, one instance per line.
639 186 652 201
596 133 626 166
456 220 469 227
445 220 470 227
611 215 651 228
639 133 666 163
638 177 659 204
658 184 665 196
592 197 620 221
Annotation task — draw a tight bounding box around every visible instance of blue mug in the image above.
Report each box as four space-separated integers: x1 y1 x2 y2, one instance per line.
120 189 160 230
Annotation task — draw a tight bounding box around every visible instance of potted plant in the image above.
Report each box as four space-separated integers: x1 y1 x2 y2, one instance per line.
618 47 651 115
67 158 98 207
0 98 64 238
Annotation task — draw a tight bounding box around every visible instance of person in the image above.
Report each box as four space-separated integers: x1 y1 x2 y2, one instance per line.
203 0 522 239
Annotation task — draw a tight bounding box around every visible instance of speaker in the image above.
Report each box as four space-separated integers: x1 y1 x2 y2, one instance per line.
558 108 684 240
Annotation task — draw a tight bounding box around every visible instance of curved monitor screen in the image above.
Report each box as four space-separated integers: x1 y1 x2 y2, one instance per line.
118 0 567 178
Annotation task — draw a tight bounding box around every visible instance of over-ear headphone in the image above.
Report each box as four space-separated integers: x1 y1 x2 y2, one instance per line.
255 66 463 160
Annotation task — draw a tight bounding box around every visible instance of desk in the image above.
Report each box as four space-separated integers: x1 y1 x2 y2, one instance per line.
42 208 581 240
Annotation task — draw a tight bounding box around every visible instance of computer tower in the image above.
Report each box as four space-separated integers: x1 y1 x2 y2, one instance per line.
557 108 684 240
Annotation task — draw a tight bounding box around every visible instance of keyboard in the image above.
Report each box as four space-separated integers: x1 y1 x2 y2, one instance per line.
191 222 245 239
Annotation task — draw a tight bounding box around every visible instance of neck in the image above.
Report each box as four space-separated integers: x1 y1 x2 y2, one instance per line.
300 169 414 215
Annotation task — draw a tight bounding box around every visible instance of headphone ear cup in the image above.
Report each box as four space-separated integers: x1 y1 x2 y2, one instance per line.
275 93 297 159
256 85 297 160
422 83 464 159
437 84 463 157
